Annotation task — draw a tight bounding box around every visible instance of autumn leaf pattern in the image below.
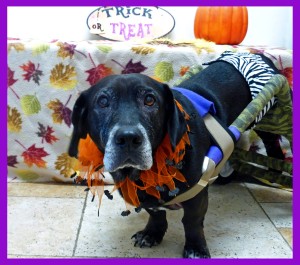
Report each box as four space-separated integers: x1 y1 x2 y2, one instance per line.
57 42 87 59
55 153 80 178
47 96 72 127
8 106 22 132
97 45 112 53
154 61 174 82
86 54 114 85
277 56 293 88
22 145 49 168
180 66 190 77
36 122 59 144
15 140 49 168
50 63 77 90
20 61 43 85
7 66 21 100
131 46 156 55
14 169 41 181
57 42 77 59
32 43 50 55
8 67 18 87
86 64 114 85
122 60 147 74
7 39 293 182
121 59 147 74
20 94 41 115
280 67 293 88
8 155 18 168
112 59 147 74
8 43 25 52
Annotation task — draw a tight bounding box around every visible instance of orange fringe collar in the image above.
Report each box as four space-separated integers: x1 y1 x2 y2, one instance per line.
72 101 190 212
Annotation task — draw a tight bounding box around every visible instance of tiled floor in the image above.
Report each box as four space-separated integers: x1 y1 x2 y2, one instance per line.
7 179 292 258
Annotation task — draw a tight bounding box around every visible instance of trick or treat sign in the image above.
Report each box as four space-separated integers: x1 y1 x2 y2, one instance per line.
87 6 175 41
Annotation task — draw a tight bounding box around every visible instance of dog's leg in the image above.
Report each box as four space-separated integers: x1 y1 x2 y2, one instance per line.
132 209 168 248
181 186 211 258
255 130 285 161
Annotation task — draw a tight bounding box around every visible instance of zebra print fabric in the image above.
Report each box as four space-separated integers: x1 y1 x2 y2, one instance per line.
205 51 277 126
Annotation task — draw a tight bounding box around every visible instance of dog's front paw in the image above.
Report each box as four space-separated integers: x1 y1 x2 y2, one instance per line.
131 230 161 248
183 247 211 258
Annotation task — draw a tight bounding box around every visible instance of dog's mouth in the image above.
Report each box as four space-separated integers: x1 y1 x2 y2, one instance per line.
120 166 140 180
104 154 153 183
116 158 140 169
103 146 153 173
104 155 151 171
111 166 141 183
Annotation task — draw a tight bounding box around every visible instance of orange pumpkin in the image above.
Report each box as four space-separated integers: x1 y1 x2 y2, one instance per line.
194 6 248 45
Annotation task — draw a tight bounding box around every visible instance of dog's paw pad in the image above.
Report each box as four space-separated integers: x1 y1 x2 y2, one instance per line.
131 232 159 248
183 248 211 259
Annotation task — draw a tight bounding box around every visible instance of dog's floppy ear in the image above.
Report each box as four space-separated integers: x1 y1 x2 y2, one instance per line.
68 91 89 158
164 84 187 151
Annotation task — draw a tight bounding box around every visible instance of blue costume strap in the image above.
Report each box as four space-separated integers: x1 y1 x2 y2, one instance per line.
164 85 245 205
206 146 223 165
172 86 240 165
172 87 216 117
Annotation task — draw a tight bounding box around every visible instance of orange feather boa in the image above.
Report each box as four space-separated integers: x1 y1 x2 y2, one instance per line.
74 101 190 208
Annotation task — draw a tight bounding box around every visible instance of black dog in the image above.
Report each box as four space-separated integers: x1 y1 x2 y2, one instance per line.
68 54 284 258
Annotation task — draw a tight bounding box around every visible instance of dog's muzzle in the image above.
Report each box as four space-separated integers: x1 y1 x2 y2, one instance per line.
114 126 143 150
103 124 153 172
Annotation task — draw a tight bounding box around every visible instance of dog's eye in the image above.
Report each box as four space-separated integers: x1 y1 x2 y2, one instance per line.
98 95 109 108
144 94 156 106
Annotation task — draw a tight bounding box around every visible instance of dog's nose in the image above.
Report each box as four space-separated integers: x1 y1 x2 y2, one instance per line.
115 127 143 149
